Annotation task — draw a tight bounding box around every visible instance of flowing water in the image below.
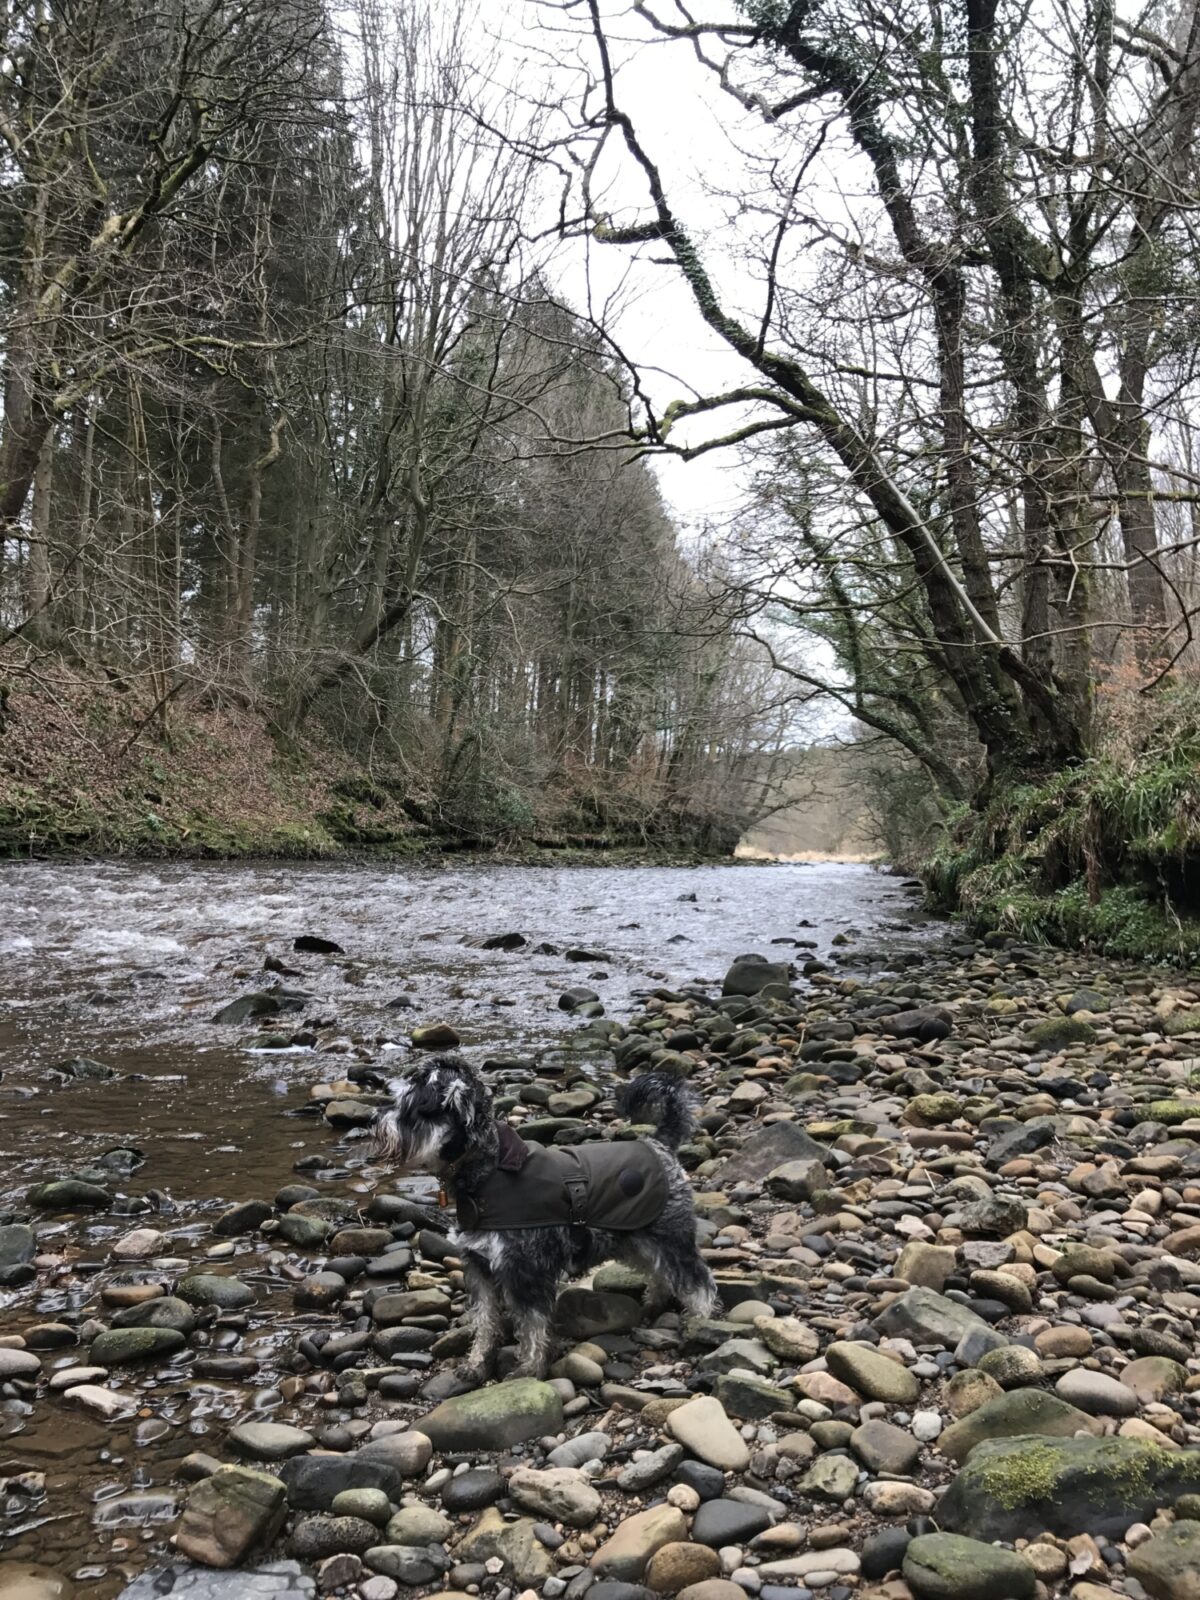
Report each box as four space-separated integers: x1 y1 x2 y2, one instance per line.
0 859 942 1595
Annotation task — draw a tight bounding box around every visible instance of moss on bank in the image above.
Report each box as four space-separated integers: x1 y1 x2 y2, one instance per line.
924 689 1200 960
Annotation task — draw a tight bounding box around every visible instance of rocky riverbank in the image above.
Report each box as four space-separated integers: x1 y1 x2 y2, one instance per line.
7 929 1200 1600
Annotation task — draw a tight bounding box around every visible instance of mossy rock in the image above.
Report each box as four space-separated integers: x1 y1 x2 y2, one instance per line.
1025 1017 1097 1049
1165 1010 1200 1037
904 1093 964 1127
784 1073 827 1095
417 1378 564 1451
91 1326 186 1364
804 1118 874 1139
962 1098 1003 1125
27 1179 110 1210
937 1387 1101 1464
939 1434 1200 1541
1142 1100 1200 1126
903 1532 1035 1600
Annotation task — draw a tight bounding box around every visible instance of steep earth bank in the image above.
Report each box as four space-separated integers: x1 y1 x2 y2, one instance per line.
0 670 739 862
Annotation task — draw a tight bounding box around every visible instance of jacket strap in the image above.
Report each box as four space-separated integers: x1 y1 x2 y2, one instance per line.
564 1174 588 1223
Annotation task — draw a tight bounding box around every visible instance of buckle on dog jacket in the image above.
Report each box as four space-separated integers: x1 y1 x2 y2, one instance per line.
455 1137 669 1233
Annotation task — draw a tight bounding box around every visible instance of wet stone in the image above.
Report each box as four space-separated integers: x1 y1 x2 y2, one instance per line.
0 1563 77 1600
691 1499 773 1547
289 1515 379 1559
90 1327 185 1364
0 1348 42 1380
0 1224 36 1267
229 1423 316 1461
116 1570 314 1600
175 1467 288 1569
177 1273 256 1309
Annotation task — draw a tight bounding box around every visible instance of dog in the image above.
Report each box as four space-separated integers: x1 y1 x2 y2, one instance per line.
370 1054 717 1382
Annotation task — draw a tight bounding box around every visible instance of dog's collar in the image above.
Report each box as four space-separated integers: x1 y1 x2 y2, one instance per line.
439 1122 530 1211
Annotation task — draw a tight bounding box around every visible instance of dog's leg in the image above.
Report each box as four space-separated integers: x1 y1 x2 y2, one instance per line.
510 1297 555 1379
630 1236 718 1321
459 1255 505 1385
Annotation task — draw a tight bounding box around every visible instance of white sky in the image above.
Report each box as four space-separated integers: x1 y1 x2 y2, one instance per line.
482 0 772 534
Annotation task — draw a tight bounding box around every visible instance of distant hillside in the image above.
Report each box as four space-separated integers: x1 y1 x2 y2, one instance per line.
737 746 880 860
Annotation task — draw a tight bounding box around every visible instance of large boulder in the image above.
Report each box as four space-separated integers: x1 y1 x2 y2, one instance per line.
938 1435 1200 1541
175 1467 287 1568
721 955 791 998
417 1378 563 1452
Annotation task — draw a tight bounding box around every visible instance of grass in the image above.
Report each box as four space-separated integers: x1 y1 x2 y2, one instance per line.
925 688 1200 961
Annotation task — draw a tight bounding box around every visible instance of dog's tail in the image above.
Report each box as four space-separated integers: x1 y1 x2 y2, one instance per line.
615 1071 696 1151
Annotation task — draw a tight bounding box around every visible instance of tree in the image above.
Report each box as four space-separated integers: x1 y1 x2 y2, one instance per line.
542 0 1200 802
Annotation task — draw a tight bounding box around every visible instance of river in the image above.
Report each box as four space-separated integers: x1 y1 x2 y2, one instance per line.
0 858 941 1596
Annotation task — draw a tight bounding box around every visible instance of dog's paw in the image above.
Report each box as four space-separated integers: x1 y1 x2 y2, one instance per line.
456 1364 493 1388
507 1362 550 1381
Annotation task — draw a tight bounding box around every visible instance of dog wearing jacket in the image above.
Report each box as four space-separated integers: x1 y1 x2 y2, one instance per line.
370 1055 717 1382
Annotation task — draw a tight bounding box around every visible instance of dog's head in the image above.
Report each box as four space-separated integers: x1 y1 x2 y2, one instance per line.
370 1053 495 1171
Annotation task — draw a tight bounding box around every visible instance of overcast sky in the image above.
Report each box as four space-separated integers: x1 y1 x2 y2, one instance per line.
482 0 779 536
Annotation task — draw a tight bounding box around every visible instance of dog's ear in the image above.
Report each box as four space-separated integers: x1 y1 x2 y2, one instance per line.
371 1104 406 1162
438 1055 493 1144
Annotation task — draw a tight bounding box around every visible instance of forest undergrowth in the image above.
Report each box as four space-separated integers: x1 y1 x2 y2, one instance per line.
924 669 1200 962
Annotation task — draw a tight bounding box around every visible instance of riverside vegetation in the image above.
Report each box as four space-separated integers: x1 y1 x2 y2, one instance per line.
10 901 1200 1600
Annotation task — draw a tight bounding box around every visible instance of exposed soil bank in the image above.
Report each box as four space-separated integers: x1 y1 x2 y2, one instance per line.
0 671 741 863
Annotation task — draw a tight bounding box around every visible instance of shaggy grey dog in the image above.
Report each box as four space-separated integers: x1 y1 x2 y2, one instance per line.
370 1054 717 1382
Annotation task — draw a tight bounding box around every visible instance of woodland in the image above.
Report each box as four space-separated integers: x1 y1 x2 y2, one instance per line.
0 0 787 857
3 0 1200 953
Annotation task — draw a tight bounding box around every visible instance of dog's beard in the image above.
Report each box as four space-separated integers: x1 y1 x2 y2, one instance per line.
371 1111 452 1171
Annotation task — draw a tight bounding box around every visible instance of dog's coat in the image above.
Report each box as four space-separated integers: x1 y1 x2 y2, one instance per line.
454 1129 669 1232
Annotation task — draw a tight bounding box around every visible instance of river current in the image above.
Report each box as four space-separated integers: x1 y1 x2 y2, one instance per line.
0 860 939 1208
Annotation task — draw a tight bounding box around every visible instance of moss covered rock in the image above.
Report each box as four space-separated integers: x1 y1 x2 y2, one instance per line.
1129 1519 1200 1600
937 1387 1101 1464
1025 1017 1097 1050
903 1533 1035 1600
417 1377 563 1451
939 1435 1200 1540
90 1326 186 1365
1143 1101 1200 1126
904 1093 964 1127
